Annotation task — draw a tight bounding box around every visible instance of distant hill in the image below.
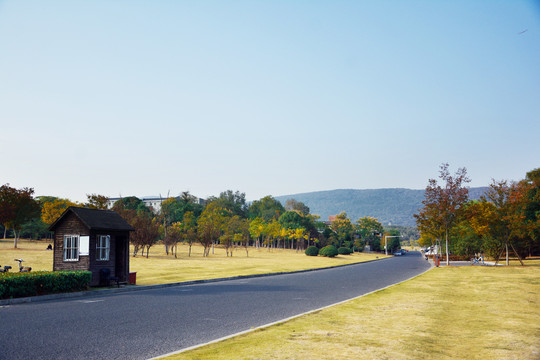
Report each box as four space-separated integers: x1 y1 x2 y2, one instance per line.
275 187 488 227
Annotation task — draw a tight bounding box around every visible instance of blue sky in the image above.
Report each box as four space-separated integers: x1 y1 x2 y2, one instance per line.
1 1 539 202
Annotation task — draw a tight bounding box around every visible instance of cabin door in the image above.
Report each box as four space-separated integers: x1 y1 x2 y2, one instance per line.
115 236 128 282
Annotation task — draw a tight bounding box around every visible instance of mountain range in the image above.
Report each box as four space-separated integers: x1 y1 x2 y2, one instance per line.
275 187 488 227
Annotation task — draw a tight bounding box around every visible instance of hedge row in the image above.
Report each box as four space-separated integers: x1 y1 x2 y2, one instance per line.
0 271 92 299
305 245 355 257
319 245 339 257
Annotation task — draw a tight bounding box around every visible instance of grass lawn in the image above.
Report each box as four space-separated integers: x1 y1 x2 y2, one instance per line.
0 239 386 285
165 264 540 360
131 243 386 285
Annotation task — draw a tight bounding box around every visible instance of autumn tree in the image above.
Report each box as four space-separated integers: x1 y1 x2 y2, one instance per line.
166 222 183 258
235 218 251 257
414 163 470 266
221 215 243 256
249 217 265 249
86 194 109 210
481 180 528 265
451 200 490 258
197 202 226 256
330 212 353 248
41 198 78 225
130 211 160 258
182 211 198 257
0 184 41 248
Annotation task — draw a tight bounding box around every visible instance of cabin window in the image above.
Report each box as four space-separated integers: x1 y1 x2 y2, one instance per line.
63 235 79 261
97 235 110 261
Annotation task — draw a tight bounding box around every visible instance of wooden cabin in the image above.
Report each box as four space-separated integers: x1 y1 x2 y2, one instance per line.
49 207 134 286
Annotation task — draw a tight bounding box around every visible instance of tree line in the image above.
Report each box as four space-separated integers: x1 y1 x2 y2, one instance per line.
0 187 402 256
415 164 540 265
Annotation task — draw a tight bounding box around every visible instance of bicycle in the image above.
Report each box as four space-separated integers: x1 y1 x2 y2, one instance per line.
14 259 32 272
470 257 484 265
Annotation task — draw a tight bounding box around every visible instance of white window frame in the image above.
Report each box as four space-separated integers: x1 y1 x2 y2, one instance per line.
63 235 80 261
96 235 110 261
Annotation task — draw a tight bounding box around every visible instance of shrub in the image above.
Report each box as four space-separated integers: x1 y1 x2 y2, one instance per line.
338 247 353 255
0 271 92 300
319 245 339 258
305 246 319 256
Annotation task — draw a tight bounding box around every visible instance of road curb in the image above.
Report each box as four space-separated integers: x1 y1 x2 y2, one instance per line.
0 256 391 306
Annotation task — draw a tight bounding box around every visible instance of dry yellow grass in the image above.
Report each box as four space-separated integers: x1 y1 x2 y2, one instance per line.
0 239 54 271
0 239 385 285
166 265 540 360
130 243 385 285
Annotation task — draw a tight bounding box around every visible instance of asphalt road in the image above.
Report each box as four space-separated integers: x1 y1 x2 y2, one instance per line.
0 252 431 360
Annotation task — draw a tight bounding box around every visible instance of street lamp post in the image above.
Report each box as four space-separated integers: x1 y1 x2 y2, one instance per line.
384 235 404 256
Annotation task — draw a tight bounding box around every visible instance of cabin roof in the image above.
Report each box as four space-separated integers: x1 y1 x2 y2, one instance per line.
49 207 135 232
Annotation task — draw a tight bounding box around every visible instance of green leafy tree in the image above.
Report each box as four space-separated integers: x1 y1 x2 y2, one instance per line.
522 168 540 256
208 190 248 218
248 195 285 221
178 191 204 218
278 211 304 230
284 199 310 216
356 216 383 252
112 196 151 215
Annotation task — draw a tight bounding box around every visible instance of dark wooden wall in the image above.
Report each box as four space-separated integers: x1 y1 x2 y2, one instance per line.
53 213 90 272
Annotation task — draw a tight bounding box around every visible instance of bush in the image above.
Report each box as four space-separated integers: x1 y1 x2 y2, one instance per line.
319 245 339 258
0 271 92 300
338 247 353 255
305 246 319 256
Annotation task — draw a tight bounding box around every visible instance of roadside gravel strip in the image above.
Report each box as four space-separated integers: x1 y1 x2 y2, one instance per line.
149 260 434 360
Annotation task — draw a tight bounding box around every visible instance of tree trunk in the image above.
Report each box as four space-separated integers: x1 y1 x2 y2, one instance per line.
510 243 524 266
445 229 449 266
506 242 509 266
